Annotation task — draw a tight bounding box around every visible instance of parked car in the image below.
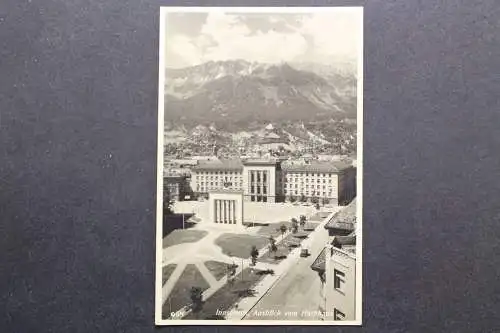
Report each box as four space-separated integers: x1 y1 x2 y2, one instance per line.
300 247 309 257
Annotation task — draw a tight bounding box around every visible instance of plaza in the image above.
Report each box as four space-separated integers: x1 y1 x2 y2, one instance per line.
161 198 336 319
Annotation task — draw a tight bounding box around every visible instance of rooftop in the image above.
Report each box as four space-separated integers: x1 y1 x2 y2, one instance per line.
310 248 326 273
325 198 357 230
192 159 244 171
208 189 244 195
332 231 356 248
242 158 280 166
281 160 353 173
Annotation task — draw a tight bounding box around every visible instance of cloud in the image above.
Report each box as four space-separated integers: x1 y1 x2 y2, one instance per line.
297 12 362 60
166 11 361 67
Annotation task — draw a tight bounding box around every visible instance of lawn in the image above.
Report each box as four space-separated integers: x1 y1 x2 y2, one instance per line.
256 221 293 238
204 261 230 281
162 264 210 318
163 229 208 248
215 234 269 259
183 268 266 320
258 232 302 264
303 222 320 232
162 264 177 286
309 211 332 221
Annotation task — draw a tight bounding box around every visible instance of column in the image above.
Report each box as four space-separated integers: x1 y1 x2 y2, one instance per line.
218 200 222 223
229 200 232 224
233 200 236 224
223 200 227 223
213 200 216 223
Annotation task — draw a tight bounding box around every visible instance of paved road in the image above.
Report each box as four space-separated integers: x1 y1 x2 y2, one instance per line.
244 221 331 321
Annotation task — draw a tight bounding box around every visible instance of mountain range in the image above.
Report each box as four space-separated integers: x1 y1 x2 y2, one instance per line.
164 60 357 130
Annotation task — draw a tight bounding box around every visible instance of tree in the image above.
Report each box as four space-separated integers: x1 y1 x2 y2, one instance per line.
290 196 296 203
291 218 299 234
250 246 259 266
315 202 320 211
190 287 203 313
300 194 307 203
322 197 329 206
163 191 173 216
299 215 307 229
279 224 288 240
268 236 278 257
311 196 319 205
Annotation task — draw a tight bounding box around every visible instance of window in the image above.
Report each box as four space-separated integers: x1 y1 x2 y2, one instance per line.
334 308 345 321
334 269 345 292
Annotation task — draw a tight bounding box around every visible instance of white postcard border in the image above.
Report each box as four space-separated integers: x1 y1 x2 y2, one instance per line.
155 6 364 326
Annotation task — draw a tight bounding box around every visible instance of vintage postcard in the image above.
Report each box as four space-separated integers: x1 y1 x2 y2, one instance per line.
155 6 363 325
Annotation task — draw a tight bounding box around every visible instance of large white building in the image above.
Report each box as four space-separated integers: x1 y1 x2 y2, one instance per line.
189 158 355 206
311 198 357 321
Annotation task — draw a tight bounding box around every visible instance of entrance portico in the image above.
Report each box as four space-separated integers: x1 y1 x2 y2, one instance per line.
208 190 244 227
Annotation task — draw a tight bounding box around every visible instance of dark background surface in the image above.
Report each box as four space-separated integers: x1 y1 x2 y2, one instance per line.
1 0 500 332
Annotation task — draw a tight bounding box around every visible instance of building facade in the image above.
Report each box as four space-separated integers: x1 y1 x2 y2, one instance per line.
311 198 357 321
242 159 280 203
189 158 355 205
280 160 355 206
208 190 244 227
164 174 190 201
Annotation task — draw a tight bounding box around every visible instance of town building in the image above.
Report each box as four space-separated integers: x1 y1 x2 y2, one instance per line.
208 190 244 228
164 173 190 201
189 158 355 205
311 198 357 321
281 160 356 206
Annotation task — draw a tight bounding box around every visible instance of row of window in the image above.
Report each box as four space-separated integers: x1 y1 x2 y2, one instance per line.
285 173 333 178
197 176 241 181
285 184 332 189
250 172 268 182
198 181 243 186
197 187 243 192
195 171 241 175
284 190 333 196
250 186 267 195
285 178 332 184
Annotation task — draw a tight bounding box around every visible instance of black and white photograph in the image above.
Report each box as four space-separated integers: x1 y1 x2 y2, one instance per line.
155 7 363 325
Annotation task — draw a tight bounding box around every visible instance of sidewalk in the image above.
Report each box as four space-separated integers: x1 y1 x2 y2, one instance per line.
167 208 336 320
225 209 338 320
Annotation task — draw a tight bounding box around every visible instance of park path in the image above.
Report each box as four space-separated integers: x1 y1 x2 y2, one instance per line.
170 209 336 319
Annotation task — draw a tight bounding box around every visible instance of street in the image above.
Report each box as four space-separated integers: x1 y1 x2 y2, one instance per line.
244 219 331 321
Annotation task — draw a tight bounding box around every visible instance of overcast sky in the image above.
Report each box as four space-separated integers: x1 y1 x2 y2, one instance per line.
164 9 362 69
